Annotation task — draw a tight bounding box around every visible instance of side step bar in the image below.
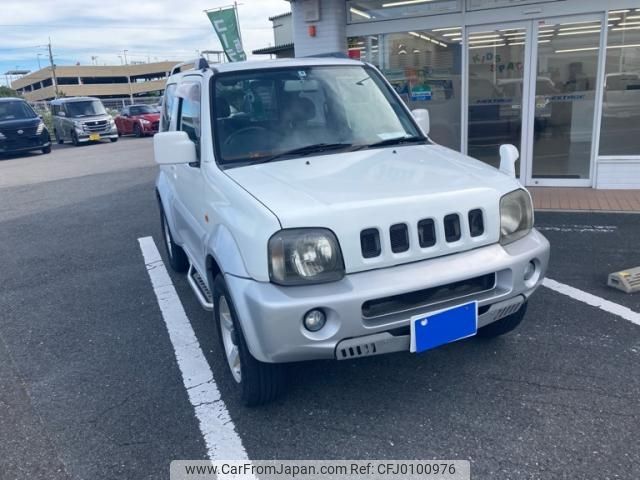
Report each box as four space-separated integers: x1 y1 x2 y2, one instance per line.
187 265 213 311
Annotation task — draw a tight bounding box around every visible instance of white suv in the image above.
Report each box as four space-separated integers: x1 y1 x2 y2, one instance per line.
154 58 550 406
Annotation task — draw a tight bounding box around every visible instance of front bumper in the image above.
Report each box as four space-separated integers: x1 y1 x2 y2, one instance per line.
0 134 51 154
76 129 118 142
226 229 550 363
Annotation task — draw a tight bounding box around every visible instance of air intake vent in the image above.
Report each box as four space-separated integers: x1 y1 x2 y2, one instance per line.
468 209 484 237
444 214 461 242
389 223 409 253
417 219 436 248
360 228 381 258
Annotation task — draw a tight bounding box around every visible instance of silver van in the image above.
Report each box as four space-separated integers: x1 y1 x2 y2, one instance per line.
51 97 118 146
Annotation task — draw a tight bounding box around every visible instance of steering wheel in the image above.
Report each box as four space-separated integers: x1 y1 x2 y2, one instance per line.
224 126 272 146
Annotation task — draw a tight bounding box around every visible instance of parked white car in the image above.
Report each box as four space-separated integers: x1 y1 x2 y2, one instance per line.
154 58 550 406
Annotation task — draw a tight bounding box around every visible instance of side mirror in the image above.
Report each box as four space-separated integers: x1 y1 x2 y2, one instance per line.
411 109 430 136
499 144 519 178
58 111 66 117
154 131 197 165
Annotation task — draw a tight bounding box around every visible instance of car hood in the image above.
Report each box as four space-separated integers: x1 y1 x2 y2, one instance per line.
0 117 40 130
135 113 160 121
225 144 523 273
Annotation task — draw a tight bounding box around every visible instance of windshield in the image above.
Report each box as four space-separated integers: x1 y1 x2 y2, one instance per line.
0 101 37 121
64 100 106 117
213 65 424 166
130 105 156 115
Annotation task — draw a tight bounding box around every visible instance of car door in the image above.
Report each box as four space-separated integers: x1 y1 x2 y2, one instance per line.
172 78 207 272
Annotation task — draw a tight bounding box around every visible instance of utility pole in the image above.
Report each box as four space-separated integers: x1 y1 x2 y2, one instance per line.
123 49 133 105
48 39 59 98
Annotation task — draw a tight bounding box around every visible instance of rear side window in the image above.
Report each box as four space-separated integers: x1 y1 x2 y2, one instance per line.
161 84 177 131
178 82 201 145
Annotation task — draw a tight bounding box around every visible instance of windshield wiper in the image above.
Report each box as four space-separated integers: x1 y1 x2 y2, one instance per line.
358 136 427 150
256 143 354 164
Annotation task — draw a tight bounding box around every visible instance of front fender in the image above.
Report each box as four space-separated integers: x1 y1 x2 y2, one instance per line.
204 224 250 279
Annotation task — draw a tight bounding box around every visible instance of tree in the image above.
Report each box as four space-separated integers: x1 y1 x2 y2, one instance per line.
0 86 21 98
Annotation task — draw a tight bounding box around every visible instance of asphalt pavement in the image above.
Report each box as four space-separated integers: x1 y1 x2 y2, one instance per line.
0 138 638 480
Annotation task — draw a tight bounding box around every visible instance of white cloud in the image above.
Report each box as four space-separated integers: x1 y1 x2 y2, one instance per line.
0 0 290 85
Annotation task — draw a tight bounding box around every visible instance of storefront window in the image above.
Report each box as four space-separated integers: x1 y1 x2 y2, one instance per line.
378 29 463 150
599 9 640 156
347 36 381 67
347 0 461 24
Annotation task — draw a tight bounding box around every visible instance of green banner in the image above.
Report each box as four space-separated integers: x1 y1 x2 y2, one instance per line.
206 7 247 62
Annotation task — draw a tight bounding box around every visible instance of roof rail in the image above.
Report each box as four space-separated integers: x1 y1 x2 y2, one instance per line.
170 57 210 76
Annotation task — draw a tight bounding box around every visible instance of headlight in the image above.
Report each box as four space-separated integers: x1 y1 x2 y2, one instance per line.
109 117 116 125
500 189 533 245
0 131 5 140
73 121 84 131
268 228 345 285
140 119 150 125
36 121 45 135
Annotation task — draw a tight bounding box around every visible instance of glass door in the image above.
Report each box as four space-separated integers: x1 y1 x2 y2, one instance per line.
465 22 533 174
524 15 604 186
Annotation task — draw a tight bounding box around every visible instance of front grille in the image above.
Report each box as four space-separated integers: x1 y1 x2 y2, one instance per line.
417 219 436 248
389 224 409 253
362 273 496 319
468 209 484 237
2 126 37 139
83 120 109 133
360 228 381 259
444 214 461 242
358 209 485 258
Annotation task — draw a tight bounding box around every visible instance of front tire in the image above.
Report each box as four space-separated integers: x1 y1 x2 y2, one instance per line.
110 137 118 143
160 208 189 273
477 302 528 338
71 131 80 147
42 145 51 154
213 275 286 406
134 123 143 138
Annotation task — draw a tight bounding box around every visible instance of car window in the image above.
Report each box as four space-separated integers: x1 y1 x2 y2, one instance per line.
161 84 177 131
213 65 422 166
64 100 106 117
0 101 37 121
130 105 155 115
178 82 201 146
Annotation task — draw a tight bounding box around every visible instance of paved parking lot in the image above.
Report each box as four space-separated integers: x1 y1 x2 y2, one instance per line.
1 139 639 479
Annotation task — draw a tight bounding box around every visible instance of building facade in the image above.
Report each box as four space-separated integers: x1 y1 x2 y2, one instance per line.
289 0 640 189
253 12 295 58
11 61 177 102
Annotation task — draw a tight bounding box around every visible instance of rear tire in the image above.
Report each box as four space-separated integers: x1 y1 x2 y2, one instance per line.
477 302 528 338
160 208 189 273
213 275 286 406
54 130 63 144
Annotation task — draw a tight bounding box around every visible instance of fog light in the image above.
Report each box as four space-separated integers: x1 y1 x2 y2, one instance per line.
524 261 536 281
303 309 326 332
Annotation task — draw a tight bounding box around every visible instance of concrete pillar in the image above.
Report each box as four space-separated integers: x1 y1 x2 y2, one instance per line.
291 0 347 57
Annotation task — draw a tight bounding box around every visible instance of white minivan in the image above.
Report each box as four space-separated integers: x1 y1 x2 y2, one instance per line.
154 57 550 406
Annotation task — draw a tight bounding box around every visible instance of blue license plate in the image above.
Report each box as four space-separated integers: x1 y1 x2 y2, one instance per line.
411 302 478 353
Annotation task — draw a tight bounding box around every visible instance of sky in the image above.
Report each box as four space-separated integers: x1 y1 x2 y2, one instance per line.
0 0 290 86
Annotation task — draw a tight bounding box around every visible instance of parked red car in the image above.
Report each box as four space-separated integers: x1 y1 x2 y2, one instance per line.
114 104 160 137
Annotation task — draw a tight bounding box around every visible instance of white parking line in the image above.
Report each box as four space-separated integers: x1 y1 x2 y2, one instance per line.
543 278 640 327
138 236 249 461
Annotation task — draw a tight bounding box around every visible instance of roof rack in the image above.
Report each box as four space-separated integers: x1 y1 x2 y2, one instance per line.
170 57 210 76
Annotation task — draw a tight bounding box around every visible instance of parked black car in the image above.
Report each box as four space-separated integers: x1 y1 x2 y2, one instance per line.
0 97 51 156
